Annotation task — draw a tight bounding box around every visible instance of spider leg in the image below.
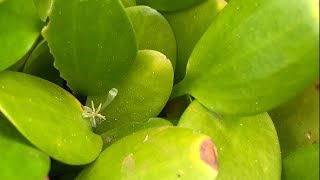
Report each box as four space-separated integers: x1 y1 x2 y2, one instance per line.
91 101 96 112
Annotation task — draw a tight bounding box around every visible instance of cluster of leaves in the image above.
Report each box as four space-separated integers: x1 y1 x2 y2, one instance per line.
0 0 319 179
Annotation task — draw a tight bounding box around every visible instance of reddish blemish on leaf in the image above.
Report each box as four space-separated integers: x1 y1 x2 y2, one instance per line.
200 139 218 170
315 82 320 91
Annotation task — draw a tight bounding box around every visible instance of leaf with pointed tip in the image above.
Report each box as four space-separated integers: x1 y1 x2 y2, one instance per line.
89 50 173 134
178 100 281 179
0 71 102 165
76 127 218 180
0 0 43 71
126 6 176 69
42 0 137 96
0 115 50 180
172 0 319 116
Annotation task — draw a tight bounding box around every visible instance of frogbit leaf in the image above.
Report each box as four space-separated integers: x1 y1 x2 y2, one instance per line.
282 144 319 180
88 50 174 134
172 0 319 116
0 71 102 165
0 0 43 71
23 40 64 87
269 81 319 157
178 100 281 179
136 0 205 11
42 0 137 96
126 5 176 69
76 127 218 180
162 0 227 83
0 115 50 180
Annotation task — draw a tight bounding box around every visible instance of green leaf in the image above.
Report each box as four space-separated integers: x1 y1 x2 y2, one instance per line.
0 0 43 71
121 0 136 7
269 81 319 157
76 127 218 180
178 100 281 180
126 6 176 69
101 118 173 148
172 0 319 116
33 0 51 21
136 0 205 11
42 0 137 96
0 71 102 165
282 145 319 180
23 40 64 87
89 50 173 134
0 115 50 180
162 0 226 83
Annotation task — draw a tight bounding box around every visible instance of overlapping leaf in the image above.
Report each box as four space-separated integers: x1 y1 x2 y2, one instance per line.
42 0 137 96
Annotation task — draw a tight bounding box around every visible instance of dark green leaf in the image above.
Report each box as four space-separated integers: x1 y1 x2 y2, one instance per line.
42 0 137 96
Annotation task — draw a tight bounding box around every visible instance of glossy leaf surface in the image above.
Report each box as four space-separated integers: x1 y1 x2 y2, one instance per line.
0 115 50 180
178 100 281 180
173 0 319 116
42 0 137 96
163 0 226 83
89 50 173 134
0 71 102 165
77 127 218 180
282 145 319 180
0 0 43 71
269 81 319 157
126 6 176 69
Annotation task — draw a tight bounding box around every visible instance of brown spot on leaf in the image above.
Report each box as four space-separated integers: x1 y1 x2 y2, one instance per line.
200 139 218 170
104 136 112 144
315 82 320 91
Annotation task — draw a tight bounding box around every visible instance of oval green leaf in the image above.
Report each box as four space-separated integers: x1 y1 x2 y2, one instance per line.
42 0 137 96
89 50 173 134
173 0 319 116
269 81 319 157
136 0 205 11
126 6 176 69
23 40 64 87
76 127 218 180
0 115 50 180
0 71 102 165
282 144 319 180
0 0 43 71
178 100 281 180
162 0 226 83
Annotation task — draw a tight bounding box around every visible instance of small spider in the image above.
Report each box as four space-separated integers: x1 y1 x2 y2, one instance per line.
82 88 118 128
